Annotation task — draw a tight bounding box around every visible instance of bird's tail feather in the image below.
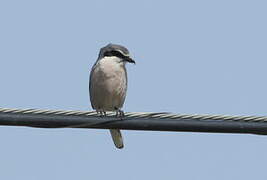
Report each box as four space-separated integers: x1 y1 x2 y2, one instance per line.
109 129 124 149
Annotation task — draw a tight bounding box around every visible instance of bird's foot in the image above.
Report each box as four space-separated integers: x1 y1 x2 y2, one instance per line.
115 109 124 119
97 110 106 117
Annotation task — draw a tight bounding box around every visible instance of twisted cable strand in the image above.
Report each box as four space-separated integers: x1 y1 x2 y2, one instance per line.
0 107 266 122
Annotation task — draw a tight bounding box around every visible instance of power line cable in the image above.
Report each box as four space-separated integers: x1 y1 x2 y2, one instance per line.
0 107 267 135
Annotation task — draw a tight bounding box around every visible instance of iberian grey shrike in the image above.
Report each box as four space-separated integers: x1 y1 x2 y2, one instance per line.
89 44 135 149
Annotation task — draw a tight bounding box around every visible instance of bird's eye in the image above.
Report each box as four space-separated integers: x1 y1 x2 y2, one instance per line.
104 51 126 59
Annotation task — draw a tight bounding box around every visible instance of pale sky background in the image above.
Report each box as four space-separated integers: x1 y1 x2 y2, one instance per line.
0 0 267 179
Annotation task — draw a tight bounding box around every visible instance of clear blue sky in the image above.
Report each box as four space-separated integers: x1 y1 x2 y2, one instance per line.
0 0 267 179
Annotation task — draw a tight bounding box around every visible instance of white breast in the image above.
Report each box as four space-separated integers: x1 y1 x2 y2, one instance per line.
89 57 128 111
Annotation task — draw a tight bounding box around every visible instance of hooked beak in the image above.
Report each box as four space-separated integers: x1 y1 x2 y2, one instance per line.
124 57 136 64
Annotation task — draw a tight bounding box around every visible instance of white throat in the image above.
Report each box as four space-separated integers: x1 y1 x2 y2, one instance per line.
98 56 126 66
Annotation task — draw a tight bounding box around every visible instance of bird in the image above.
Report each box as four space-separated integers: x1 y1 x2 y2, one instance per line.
89 43 135 149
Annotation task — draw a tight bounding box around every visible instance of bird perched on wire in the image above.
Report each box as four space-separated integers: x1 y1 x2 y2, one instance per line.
89 43 135 149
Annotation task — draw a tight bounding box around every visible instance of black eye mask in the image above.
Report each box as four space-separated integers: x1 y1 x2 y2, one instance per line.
103 50 135 64
104 50 127 59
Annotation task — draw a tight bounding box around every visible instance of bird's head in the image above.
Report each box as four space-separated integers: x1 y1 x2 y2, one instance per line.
98 43 136 64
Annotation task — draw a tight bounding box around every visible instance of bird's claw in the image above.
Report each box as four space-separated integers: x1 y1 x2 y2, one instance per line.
97 110 106 117
115 109 124 119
